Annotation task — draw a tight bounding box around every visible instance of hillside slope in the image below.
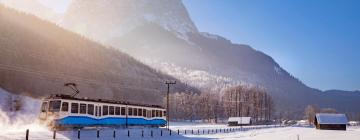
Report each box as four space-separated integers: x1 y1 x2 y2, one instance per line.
0 5 196 105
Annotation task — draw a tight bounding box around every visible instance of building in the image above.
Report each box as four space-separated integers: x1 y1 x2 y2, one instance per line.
314 113 348 130
228 117 251 126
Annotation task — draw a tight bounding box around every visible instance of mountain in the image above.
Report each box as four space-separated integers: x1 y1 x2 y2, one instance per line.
0 0 61 22
59 0 360 115
0 4 198 106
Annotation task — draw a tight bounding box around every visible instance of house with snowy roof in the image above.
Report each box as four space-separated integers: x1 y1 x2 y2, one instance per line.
314 113 348 130
228 117 252 126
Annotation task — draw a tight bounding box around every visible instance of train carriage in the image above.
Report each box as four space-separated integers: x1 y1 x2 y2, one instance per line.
39 94 166 129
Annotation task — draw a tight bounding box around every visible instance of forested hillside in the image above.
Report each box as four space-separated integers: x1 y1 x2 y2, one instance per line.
0 5 197 105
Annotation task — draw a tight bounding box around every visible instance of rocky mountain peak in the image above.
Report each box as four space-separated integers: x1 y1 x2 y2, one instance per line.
63 0 197 42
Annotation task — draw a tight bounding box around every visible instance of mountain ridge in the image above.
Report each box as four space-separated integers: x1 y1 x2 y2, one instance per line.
59 0 360 115
0 4 197 106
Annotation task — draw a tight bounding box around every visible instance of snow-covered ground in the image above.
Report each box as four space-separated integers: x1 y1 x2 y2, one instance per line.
1 88 359 140
1 121 359 140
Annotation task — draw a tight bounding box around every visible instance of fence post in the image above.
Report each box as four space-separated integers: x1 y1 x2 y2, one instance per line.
26 129 29 140
198 129 199 135
97 129 100 138
177 129 179 135
113 130 116 138
185 130 187 134
142 130 144 137
203 129 204 134
169 130 172 136
151 130 153 137
128 130 130 137
77 129 80 139
161 130 163 136
53 130 56 139
192 129 193 134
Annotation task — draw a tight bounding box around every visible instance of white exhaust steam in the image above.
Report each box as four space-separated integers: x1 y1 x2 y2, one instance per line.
0 88 48 137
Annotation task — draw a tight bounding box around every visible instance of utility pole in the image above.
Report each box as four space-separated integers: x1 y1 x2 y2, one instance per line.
165 81 176 130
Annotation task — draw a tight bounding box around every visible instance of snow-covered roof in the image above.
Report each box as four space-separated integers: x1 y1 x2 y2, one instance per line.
315 113 348 124
228 117 251 124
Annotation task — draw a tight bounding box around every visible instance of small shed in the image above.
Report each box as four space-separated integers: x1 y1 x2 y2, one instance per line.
228 117 251 126
314 113 347 130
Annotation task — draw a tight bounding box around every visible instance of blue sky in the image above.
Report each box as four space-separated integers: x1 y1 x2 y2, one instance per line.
38 0 359 91
183 0 360 91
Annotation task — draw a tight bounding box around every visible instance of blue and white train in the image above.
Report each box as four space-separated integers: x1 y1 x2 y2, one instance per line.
39 94 166 129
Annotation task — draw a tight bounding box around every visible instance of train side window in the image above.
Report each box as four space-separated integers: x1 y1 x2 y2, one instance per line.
121 107 126 115
128 107 133 116
103 105 108 115
80 103 86 114
95 106 98 116
115 107 120 115
134 108 138 116
163 111 166 117
138 108 142 116
152 110 155 117
71 103 79 114
99 106 102 116
143 109 146 117
109 106 114 115
61 102 69 112
41 102 48 112
88 104 94 115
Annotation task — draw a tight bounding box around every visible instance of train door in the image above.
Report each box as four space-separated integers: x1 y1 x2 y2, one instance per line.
39 101 48 120
95 106 98 117
147 110 151 118
95 105 102 118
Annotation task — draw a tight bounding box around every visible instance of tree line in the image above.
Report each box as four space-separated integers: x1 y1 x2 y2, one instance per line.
166 84 274 123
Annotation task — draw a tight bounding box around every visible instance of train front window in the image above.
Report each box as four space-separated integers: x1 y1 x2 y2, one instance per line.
41 102 48 112
71 103 79 113
49 100 61 112
61 102 69 112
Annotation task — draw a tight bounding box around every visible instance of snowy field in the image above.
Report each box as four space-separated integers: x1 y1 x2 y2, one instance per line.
1 122 359 140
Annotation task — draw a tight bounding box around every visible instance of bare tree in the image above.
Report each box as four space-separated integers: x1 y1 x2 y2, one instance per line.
304 105 319 125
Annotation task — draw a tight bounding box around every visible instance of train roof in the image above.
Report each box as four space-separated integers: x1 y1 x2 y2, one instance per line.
44 94 164 109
